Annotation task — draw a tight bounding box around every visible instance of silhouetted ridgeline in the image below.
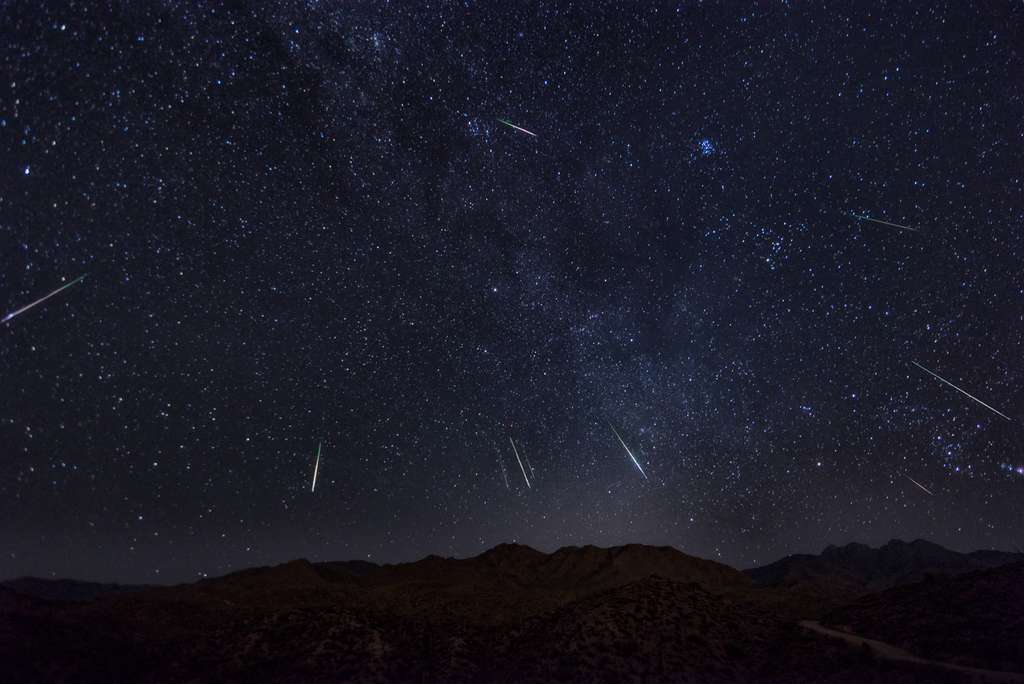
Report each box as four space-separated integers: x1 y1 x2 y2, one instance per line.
2 540 1022 682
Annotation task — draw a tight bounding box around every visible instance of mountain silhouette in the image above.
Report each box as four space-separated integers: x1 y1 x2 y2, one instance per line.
745 539 1024 607
2 540 1022 682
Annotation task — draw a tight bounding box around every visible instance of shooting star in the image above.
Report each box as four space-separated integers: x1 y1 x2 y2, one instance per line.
509 437 531 488
2 274 87 324
522 447 536 480
912 361 1012 422
846 212 917 233
311 441 322 493
497 118 537 138
497 452 510 490
609 423 648 480
903 473 934 497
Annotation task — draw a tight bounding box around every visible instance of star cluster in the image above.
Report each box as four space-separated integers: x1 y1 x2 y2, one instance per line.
1 2 1022 582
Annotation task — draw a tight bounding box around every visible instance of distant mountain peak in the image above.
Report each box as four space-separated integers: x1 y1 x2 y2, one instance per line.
881 538 941 549
748 539 1024 606
481 542 542 556
218 558 326 588
821 541 872 555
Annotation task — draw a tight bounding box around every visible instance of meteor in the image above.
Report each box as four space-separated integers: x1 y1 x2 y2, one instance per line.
497 118 537 137
522 447 536 479
609 423 648 480
912 361 1012 422
311 441 322 493
847 212 917 232
497 452 510 490
509 437 531 488
2 274 87 324
903 473 934 497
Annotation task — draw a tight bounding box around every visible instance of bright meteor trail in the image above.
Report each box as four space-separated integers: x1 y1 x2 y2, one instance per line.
912 361 1012 422
311 441 321 493
509 437 531 488
609 423 648 480
497 118 537 137
2 274 87 324
847 212 917 233
903 473 934 496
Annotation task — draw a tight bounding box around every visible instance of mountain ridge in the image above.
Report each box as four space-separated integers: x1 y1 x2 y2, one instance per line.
5 538 1021 603
744 538 1024 607
2 539 1022 682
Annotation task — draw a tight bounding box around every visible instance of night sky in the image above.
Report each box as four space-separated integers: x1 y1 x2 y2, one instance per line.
2 2 1023 583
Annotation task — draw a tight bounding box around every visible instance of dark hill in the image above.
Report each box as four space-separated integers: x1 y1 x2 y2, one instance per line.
314 542 749 624
745 539 1024 607
825 562 1024 674
320 542 747 593
507 576 781 682
2 541 1022 682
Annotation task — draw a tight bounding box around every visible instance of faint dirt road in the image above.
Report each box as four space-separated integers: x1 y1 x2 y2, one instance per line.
800 620 1024 683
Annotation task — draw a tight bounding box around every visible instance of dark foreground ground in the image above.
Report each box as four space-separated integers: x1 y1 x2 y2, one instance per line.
2 540 1022 683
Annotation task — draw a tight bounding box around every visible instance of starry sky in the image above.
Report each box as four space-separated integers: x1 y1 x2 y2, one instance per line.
2 1 1023 583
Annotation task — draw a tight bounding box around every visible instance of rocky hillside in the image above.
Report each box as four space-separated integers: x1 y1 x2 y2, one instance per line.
825 562 1024 674
1 542 1021 682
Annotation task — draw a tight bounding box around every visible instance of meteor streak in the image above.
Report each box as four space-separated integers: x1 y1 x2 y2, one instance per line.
497 452 510 490
311 441 322 493
609 423 648 480
509 437 531 488
847 212 917 232
2 274 87 324
903 473 934 497
522 447 536 479
912 361 1012 422
497 118 537 137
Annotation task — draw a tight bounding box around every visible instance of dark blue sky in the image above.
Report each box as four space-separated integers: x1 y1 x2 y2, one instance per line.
2 1 1022 582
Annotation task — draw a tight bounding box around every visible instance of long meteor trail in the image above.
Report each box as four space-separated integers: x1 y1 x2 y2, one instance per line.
2 274 87 324
903 473 934 497
311 441 322 493
847 212 917 233
509 437 531 488
497 118 537 137
609 423 648 480
912 361 1012 422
